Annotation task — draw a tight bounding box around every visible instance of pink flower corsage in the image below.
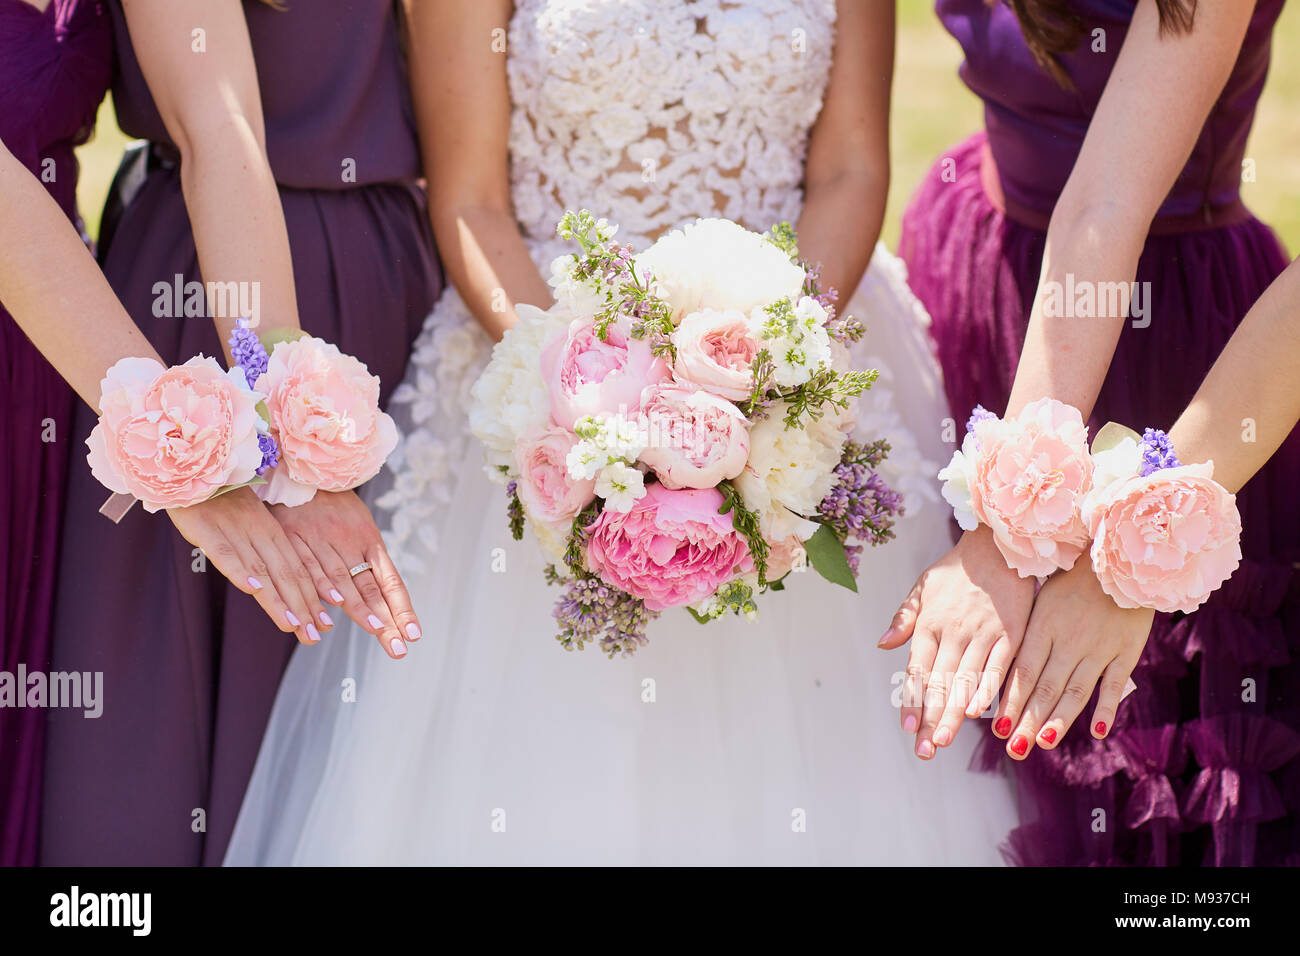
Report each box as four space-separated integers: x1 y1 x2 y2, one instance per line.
1081 424 1242 614
938 398 1094 578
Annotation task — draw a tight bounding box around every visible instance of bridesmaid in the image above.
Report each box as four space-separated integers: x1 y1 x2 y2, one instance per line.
40 0 442 865
0 0 111 868
889 0 1296 865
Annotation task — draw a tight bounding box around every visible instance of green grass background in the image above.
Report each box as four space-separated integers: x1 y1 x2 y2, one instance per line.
75 5 1300 253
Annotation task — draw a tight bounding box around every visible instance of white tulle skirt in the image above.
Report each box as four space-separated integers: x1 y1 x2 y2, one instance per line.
226 246 1018 865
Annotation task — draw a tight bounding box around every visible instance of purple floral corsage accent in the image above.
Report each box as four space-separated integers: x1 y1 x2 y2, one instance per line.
228 318 279 476
1138 428 1181 477
966 405 997 433
256 433 280 477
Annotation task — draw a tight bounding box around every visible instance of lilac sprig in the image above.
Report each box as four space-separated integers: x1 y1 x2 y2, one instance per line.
228 319 279 477
817 439 904 575
1138 428 1181 477
546 568 657 658
255 433 280 477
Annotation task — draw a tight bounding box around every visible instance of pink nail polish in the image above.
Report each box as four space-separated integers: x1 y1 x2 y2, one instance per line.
248 576 264 591
1010 735 1029 756
319 610 334 627
934 726 952 747
876 628 895 648
389 637 407 658
406 623 421 642
329 589 344 604
1040 727 1057 744
367 614 383 631
902 715 919 734
306 624 321 643
285 610 301 627
916 739 935 759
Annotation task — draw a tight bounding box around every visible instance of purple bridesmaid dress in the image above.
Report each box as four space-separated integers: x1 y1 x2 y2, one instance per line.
39 0 442 865
0 0 111 867
901 0 1300 865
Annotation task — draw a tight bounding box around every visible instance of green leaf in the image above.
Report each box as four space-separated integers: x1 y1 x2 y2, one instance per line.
1091 421 1141 456
804 524 858 593
686 606 711 625
258 327 308 352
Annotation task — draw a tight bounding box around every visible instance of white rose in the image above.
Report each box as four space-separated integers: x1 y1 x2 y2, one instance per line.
937 431 980 532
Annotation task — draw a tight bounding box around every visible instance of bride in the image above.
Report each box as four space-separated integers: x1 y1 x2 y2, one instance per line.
227 0 1017 865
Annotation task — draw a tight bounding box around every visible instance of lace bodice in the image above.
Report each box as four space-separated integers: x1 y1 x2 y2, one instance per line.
507 0 837 261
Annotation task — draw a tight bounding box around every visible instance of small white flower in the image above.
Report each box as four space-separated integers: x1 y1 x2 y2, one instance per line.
566 439 604 481
595 462 647 513
937 433 980 532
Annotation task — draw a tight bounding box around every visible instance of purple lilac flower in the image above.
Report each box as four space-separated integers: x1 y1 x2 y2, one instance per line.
966 405 997 433
1138 428 1181 477
228 318 269 387
256 433 280 477
552 574 656 658
817 446 905 575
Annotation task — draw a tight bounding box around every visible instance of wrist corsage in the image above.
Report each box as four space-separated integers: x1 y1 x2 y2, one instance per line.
939 402 1242 613
89 321 396 518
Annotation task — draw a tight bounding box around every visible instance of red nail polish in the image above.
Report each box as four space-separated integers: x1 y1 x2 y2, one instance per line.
1040 727 1057 744
994 717 1012 737
1094 721 1108 737
1010 735 1028 756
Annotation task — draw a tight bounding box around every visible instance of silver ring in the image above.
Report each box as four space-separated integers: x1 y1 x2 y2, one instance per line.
348 562 373 577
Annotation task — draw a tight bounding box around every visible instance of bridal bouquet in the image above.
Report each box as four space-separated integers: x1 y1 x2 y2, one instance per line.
470 211 903 656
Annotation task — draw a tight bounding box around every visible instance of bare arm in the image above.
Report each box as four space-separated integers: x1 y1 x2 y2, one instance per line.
405 0 550 342
0 141 160 407
120 0 300 356
1169 257 1300 493
1006 0 1256 418
796 0 893 299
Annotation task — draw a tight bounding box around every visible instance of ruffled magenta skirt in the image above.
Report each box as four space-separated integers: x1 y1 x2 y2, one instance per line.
900 133 1300 866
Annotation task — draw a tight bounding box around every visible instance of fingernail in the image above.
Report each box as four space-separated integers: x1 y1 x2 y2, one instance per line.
916 739 935 759
285 610 301 627
389 637 407 658
406 622 422 642
1010 735 1029 756
367 614 383 631
994 716 1012 737
329 589 345 604
1094 721 1108 737
248 576 264 591
933 726 952 747
1040 727 1057 744
876 628 895 648
306 623 321 644
319 610 334 627
902 714 918 734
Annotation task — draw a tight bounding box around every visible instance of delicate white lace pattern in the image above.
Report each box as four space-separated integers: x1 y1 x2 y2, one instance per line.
376 0 940 573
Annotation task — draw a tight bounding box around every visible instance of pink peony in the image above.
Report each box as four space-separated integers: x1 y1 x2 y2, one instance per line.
970 398 1094 577
637 384 750 490
540 317 671 429
585 483 752 610
515 426 596 523
1086 462 1242 614
257 336 398 506
670 309 759 401
765 534 808 579
86 356 265 512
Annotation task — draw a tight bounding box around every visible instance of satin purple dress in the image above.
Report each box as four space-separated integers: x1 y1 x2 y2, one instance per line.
0 0 111 867
901 0 1300 865
40 0 442 865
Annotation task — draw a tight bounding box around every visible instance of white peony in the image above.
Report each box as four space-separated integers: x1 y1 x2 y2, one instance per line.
635 218 806 322
733 400 847 542
937 431 980 532
469 303 568 472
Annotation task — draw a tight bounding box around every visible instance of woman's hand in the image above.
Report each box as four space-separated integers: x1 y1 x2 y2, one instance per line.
993 553 1153 759
879 525 1036 759
167 487 332 645
270 490 421 660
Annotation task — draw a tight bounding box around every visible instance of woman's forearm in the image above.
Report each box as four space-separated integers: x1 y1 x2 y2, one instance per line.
797 168 886 304
432 204 553 342
1168 259 1300 493
0 146 160 409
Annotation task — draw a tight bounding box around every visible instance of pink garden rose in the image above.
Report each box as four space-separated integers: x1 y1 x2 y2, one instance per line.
585 483 752 610
257 336 398 506
86 355 264 512
670 309 759 401
540 317 671 429
637 384 750 490
1086 462 1242 614
765 534 808 579
970 398 1094 577
515 426 596 523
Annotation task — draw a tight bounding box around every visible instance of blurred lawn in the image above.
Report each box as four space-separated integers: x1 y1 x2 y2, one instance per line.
76 4 1300 254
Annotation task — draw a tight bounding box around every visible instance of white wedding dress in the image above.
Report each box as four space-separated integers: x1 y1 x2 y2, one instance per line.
227 0 1017 866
